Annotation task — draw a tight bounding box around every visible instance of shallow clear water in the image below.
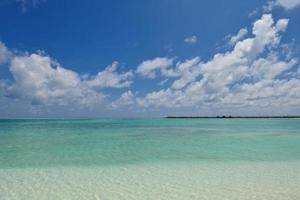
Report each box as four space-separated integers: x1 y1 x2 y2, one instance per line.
0 118 300 199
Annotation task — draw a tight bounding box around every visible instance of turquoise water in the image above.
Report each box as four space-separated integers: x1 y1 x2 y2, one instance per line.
1 118 300 168
0 118 300 199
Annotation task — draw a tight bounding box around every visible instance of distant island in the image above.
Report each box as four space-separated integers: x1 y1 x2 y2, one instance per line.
166 116 300 119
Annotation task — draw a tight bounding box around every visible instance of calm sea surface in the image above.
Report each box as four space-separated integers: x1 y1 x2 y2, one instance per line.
0 118 299 199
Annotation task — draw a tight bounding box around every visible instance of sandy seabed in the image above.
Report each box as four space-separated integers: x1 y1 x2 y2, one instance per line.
1 161 299 200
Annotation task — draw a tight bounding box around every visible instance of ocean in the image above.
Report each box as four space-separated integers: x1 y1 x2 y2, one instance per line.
0 118 299 199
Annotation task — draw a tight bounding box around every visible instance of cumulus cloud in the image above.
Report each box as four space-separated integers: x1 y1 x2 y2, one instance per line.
111 90 135 109
86 62 133 89
136 57 174 78
229 28 248 46
130 14 300 112
184 36 198 44
276 19 289 32
250 55 296 80
171 57 201 90
137 88 184 108
2 49 133 107
263 0 300 11
6 53 103 106
223 79 300 107
0 42 11 65
276 0 300 9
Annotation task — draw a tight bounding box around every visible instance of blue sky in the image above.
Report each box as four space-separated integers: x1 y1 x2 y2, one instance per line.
0 0 300 118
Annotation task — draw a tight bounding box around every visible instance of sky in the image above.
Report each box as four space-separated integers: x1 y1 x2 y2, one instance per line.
0 0 300 118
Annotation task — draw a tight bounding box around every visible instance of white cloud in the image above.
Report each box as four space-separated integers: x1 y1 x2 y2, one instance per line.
276 0 300 9
4 52 133 107
250 55 296 80
194 14 284 94
171 57 201 90
136 57 174 78
137 88 184 108
262 1 278 12
7 53 102 106
263 0 300 11
130 14 300 112
87 62 133 89
229 28 248 46
276 19 289 32
0 42 11 65
111 90 135 109
184 36 197 44
223 79 300 107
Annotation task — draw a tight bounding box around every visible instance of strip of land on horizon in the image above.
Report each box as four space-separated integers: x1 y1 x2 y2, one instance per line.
166 116 300 119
